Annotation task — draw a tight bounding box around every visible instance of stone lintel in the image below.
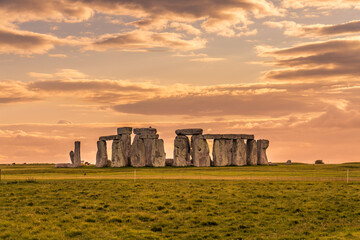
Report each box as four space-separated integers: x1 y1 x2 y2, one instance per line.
99 135 120 141
139 134 159 139
203 134 254 140
133 128 157 135
175 128 203 135
117 127 132 135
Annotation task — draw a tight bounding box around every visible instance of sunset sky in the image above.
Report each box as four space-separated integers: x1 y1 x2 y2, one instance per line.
1 0 360 164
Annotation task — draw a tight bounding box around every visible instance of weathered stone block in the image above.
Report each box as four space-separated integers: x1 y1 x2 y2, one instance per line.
130 135 146 167
191 135 210 167
257 139 269 165
232 139 247 166
133 128 157 135
111 139 127 167
99 135 120 141
139 134 159 139
69 150 74 164
247 139 257 166
175 129 203 135
117 127 132 135
203 134 254 140
96 140 108 167
151 139 166 167
121 134 131 166
173 135 190 167
213 139 231 166
74 141 81 167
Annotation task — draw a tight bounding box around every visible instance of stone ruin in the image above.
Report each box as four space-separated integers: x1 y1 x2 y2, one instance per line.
92 127 269 168
55 141 81 168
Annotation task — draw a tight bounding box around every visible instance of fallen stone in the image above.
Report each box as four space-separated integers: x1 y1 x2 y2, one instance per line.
55 163 73 168
99 135 120 141
191 135 210 167
173 135 190 167
130 135 146 167
74 141 81 167
139 134 159 139
121 134 131 166
257 139 269 165
111 139 127 167
175 129 203 135
213 139 231 166
231 139 247 166
133 128 157 135
203 134 254 140
246 139 257 166
69 150 74 164
117 127 132 135
96 140 108 167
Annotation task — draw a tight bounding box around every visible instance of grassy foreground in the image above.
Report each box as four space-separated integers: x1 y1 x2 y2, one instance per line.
1 164 360 239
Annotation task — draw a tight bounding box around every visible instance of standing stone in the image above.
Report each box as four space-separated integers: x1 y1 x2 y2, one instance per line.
96 140 108 167
213 139 231 166
257 139 269 165
247 139 257 166
173 135 190 167
111 139 127 167
232 139 247 166
121 134 131 166
130 135 146 167
151 139 166 167
144 138 155 167
191 135 210 167
69 150 75 165
74 141 81 167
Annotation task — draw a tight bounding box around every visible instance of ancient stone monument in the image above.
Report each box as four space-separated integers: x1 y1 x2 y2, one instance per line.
60 126 270 168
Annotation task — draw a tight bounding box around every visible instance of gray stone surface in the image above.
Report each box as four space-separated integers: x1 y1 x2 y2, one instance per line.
203 134 254 140
173 135 190 167
151 139 166 167
213 139 231 166
139 134 159 139
121 134 131 166
133 128 157 135
55 163 73 168
175 129 203 136
111 139 127 167
69 150 74 164
257 139 269 165
231 139 247 166
74 141 81 167
117 127 132 135
191 135 210 167
130 135 146 167
246 139 257 166
144 138 154 167
99 135 120 141
96 140 108 167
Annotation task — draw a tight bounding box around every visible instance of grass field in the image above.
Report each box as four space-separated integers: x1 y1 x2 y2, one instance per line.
1 164 360 239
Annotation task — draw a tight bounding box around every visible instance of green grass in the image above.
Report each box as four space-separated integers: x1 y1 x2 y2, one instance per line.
1 164 360 239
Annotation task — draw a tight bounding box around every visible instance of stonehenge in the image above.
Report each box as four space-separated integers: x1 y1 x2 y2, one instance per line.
59 127 270 168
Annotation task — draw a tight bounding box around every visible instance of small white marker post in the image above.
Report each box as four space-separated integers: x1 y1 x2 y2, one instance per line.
134 169 136 183
347 169 349 184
